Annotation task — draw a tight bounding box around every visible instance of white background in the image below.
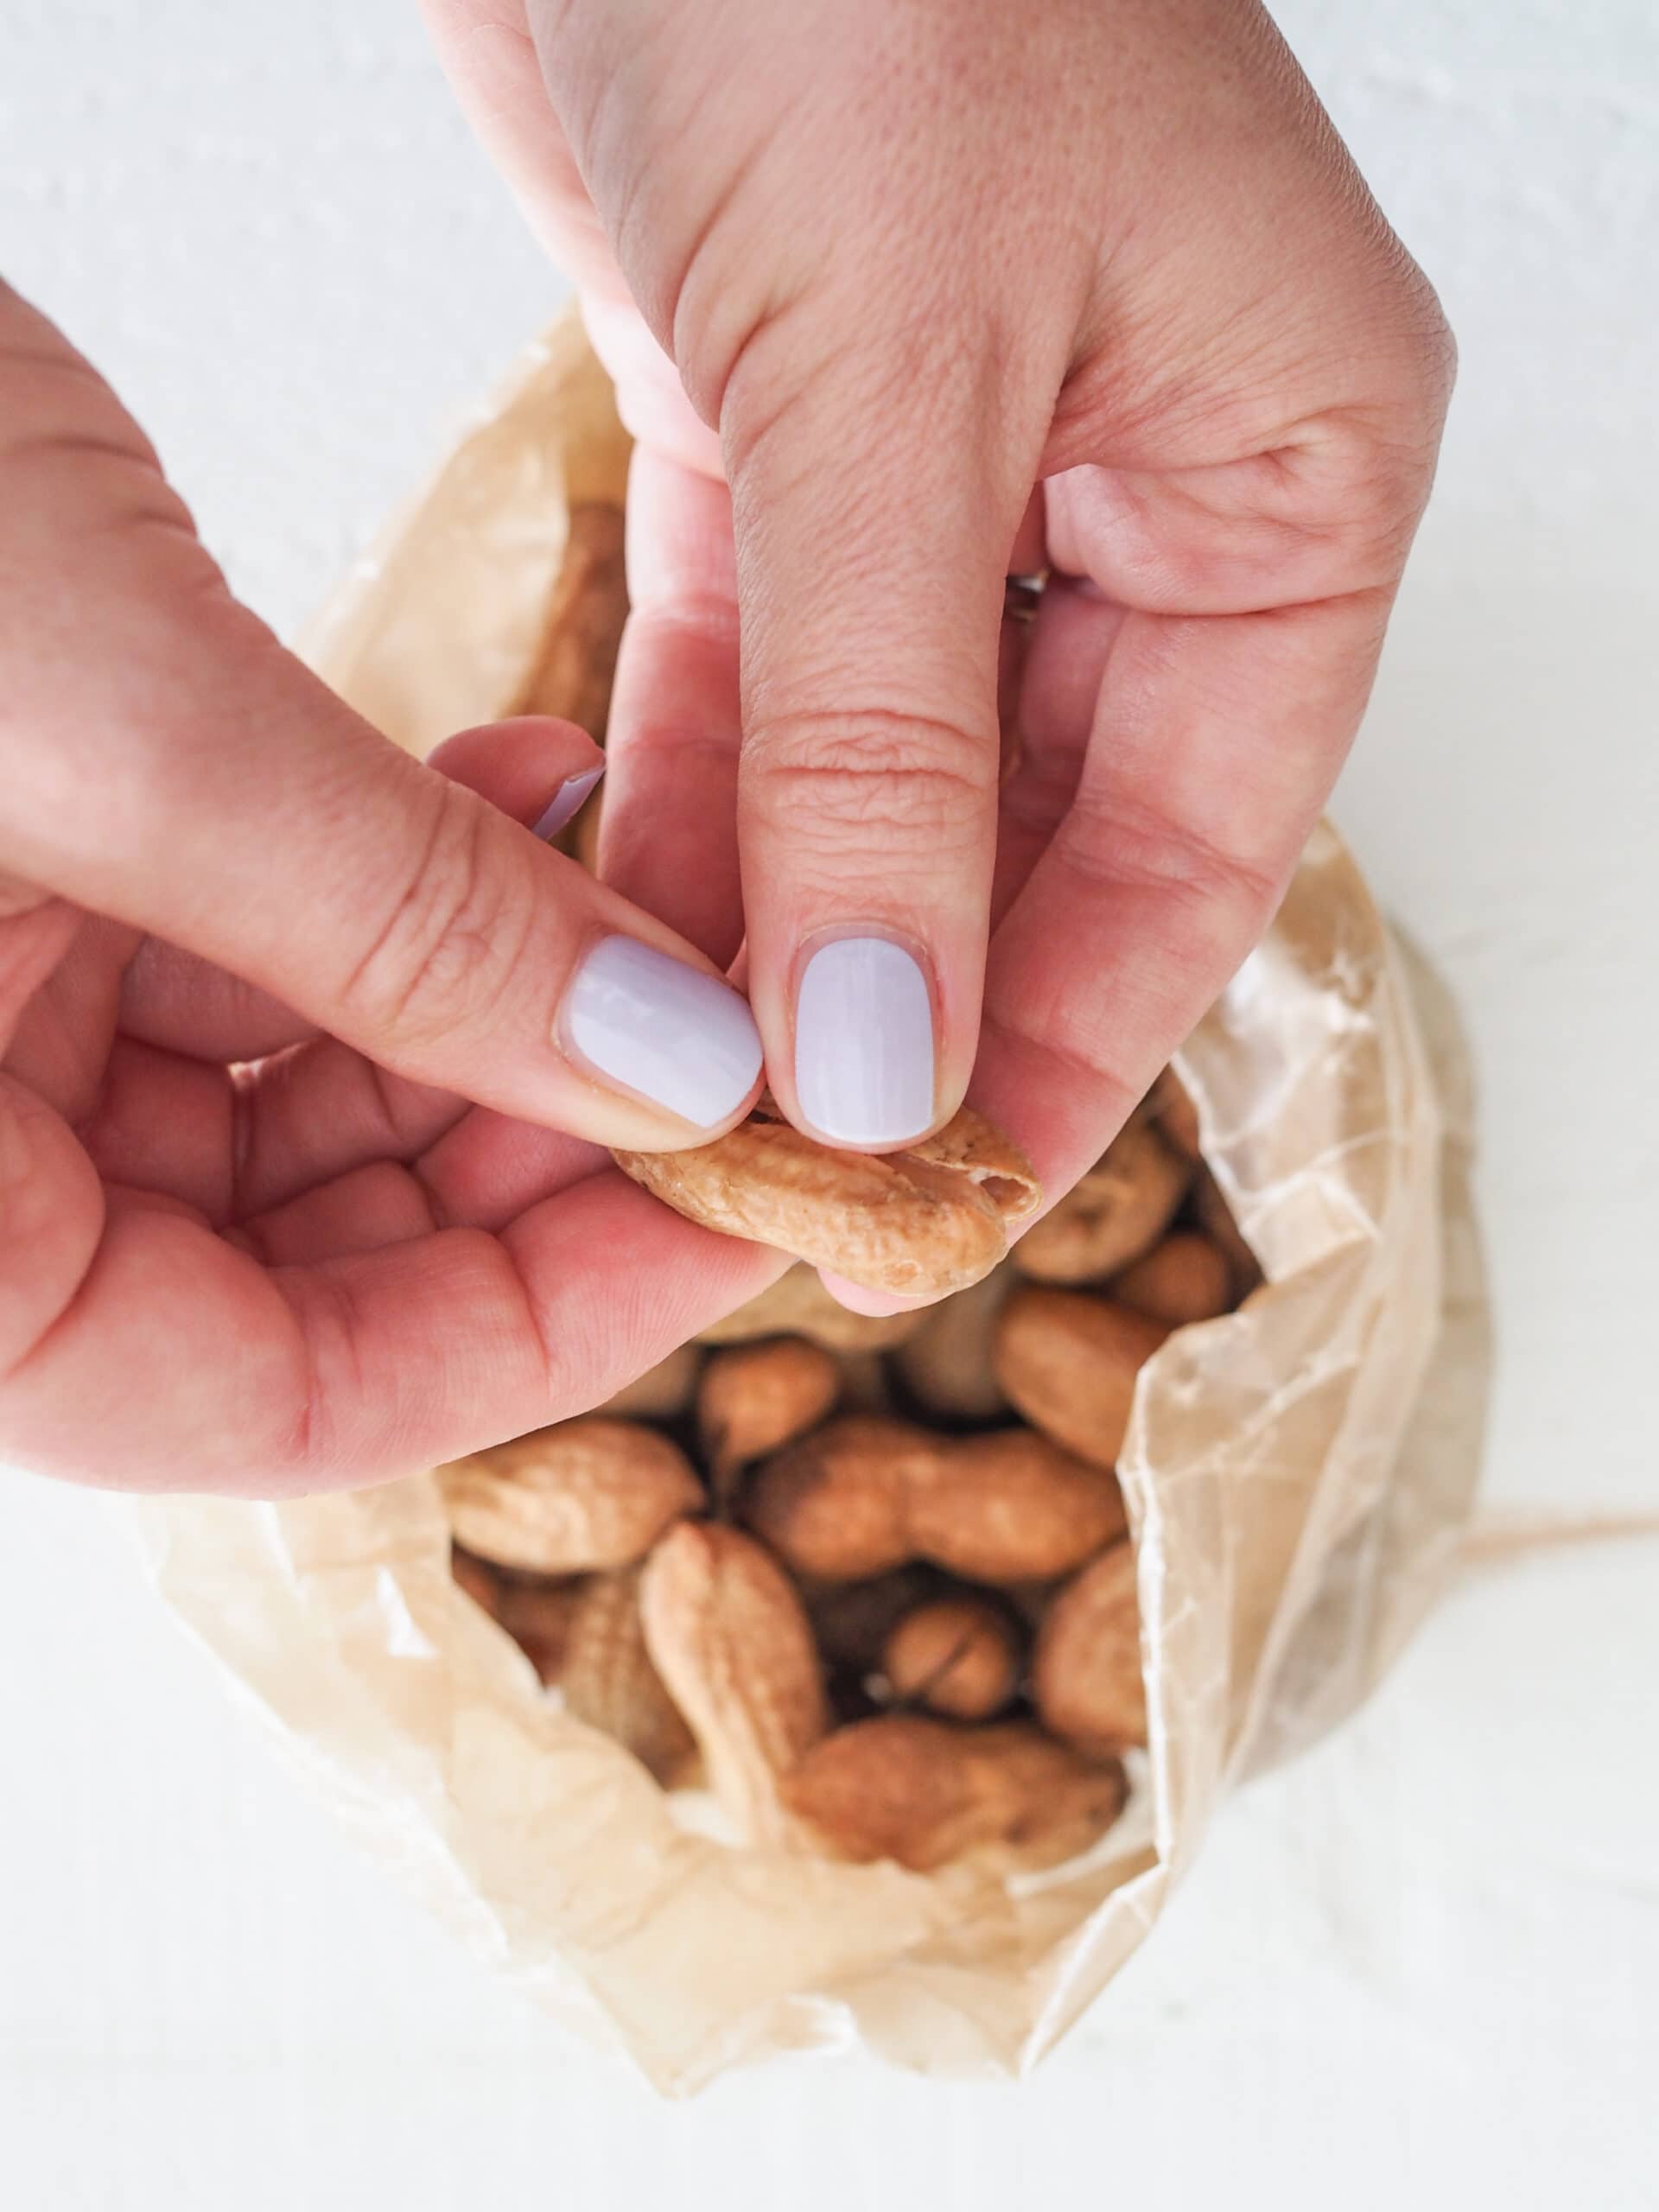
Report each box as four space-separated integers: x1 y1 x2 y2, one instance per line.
3 3 1656 2204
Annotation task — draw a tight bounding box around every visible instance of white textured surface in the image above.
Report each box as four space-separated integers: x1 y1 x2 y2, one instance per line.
3 3 1656 2205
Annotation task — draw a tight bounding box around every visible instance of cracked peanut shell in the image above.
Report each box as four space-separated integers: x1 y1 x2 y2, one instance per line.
615 1099 1040 1298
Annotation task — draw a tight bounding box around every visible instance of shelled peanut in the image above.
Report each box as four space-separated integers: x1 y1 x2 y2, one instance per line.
441 1068 1255 1874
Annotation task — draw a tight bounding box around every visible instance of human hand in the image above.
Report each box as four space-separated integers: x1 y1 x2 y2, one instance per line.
427 0 1452 1227
0 285 779 1494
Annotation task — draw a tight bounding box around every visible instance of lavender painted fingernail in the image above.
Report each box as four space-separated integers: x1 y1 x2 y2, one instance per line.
564 936 763 1130
794 936 936 1147
533 765 605 842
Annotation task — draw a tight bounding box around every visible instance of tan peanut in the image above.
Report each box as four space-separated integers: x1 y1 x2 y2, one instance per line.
782 1714 1128 1872
697 1337 840 1492
552 1568 696 1783
639 1522 827 1844
1033 1541 1147 1756
881 1596 1020 1721
893 1262 1013 1422
616 1100 1040 1298
1014 1117 1190 1285
1190 1166 1264 1302
518 501 628 747
598 1343 702 1421
696 1263 926 1352
744 1415 1126 1584
994 1287 1170 1470
437 1418 702 1574
1111 1232 1233 1325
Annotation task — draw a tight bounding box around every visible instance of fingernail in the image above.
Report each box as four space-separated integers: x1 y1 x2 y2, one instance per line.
564 936 763 1129
532 765 605 842
794 936 935 1147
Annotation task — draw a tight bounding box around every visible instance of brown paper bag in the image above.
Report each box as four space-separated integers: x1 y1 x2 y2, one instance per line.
137 310 1490 2094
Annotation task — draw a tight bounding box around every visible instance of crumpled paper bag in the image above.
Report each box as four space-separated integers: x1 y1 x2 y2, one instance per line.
137 310 1490 2094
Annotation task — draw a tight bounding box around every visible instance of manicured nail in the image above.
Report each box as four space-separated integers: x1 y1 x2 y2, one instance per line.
532 765 605 842
564 936 763 1129
794 936 935 1147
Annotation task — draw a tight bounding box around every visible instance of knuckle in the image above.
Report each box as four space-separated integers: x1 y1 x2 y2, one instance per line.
335 786 524 1049
745 707 993 855
1058 786 1281 924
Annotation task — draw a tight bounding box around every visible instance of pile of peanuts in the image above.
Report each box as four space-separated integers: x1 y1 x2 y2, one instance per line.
442 1073 1258 1875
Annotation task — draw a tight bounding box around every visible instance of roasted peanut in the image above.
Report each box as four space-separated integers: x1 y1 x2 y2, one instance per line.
639 1522 827 1843
598 1343 702 1421
994 1287 1170 1470
696 1263 926 1352
616 1100 1040 1298
553 1567 696 1783
1111 1232 1233 1325
782 1714 1128 1872
437 1418 702 1574
893 1262 1013 1423
697 1337 840 1492
1033 1542 1147 1755
881 1596 1020 1720
744 1415 1125 1584
1014 1117 1189 1285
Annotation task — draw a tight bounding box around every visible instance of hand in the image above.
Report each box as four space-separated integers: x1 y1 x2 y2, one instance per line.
0 285 779 1494
427 0 1452 1216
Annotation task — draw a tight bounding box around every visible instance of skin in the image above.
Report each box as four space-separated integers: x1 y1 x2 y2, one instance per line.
0 0 1451 1492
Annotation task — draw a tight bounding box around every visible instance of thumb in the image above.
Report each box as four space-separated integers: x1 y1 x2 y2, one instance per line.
721 323 1045 1152
0 289 762 1148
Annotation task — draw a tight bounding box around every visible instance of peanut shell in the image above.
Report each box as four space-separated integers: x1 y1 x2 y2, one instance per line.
555 1567 696 1783
1014 1117 1189 1285
782 1714 1128 1872
616 1100 1040 1298
437 1417 702 1574
639 1522 826 1843
1033 1541 1147 1755
741 1415 928 1581
893 1262 1013 1422
1110 1231 1233 1325
881 1595 1020 1721
995 1287 1171 1470
744 1415 1125 1584
697 1337 840 1491
906 1427 1128 1581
